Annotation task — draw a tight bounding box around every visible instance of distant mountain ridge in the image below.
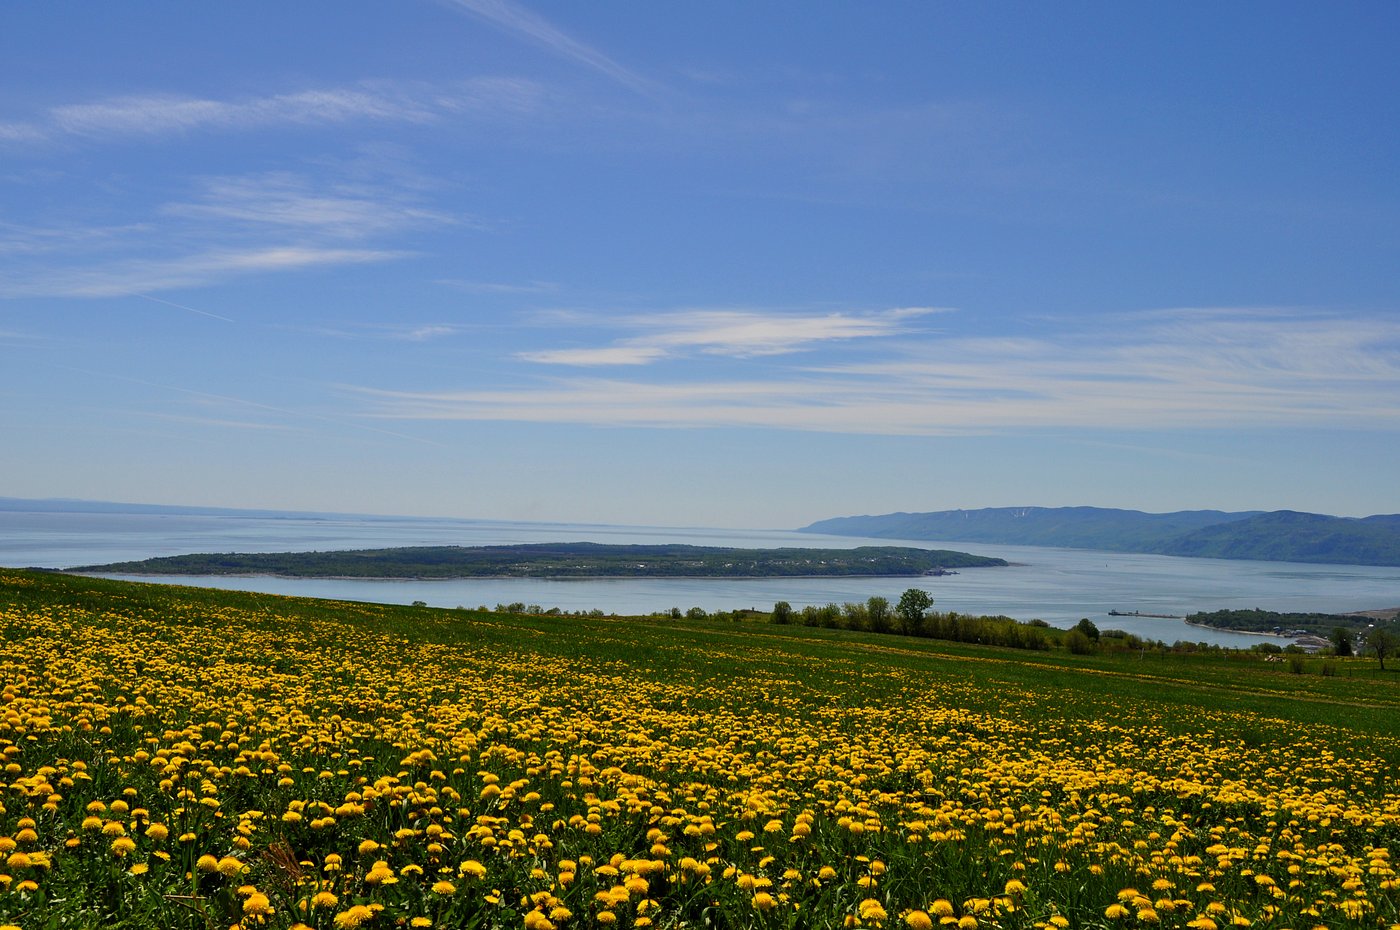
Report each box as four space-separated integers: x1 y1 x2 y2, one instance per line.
800 506 1400 567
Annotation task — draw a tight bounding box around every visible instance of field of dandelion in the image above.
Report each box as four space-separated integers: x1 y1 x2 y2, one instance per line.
0 569 1398 930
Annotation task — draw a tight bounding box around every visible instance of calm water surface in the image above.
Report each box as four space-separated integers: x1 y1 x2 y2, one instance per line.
4 509 1398 648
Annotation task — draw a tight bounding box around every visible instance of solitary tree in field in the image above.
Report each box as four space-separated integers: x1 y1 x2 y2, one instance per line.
771 601 792 624
896 588 933 636
1074 618 1102 642
1370 627 1396 671
1333 627 1355 657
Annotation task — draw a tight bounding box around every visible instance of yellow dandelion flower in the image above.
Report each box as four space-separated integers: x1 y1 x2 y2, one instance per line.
522 911 555 930
365 862 396 885
860 899 889 922
335 905 375 929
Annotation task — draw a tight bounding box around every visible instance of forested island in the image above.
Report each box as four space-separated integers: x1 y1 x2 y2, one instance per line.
70 542 1007 579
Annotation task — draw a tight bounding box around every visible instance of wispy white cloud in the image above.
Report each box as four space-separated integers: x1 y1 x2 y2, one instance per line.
398 324 463 342
520 307 938 365
0 246 403 299
1 167 448 298
0 77 543 146
51 88 432 137
163 172 459 239
357 310 1400 435
439 0 659 95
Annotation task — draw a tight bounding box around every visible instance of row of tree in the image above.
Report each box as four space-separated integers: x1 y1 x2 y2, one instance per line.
770 589 1052 651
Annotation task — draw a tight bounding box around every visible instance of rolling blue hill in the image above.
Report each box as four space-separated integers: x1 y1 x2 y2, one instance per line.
800 506 1400 566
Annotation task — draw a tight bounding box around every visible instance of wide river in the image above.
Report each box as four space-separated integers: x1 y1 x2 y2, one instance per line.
3 508 1398 647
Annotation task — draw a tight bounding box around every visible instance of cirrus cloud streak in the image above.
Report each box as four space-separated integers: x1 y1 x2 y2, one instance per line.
519 307 941 365
0 246 404 299
0 77 542 146
357 309 1400 435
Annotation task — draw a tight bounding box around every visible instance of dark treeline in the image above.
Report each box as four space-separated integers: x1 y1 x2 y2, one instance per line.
772 593 1054 651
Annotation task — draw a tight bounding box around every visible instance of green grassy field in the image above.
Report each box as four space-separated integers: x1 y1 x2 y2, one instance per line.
0 569 1396 930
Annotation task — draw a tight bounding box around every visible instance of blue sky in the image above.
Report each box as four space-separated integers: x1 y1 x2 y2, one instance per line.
2 2 1398 527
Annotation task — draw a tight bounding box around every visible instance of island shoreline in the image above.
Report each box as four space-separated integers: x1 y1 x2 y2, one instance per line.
68 566 1010 583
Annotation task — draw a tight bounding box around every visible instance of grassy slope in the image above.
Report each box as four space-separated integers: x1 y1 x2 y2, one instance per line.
6 569 1395 739
3 569 1400 930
